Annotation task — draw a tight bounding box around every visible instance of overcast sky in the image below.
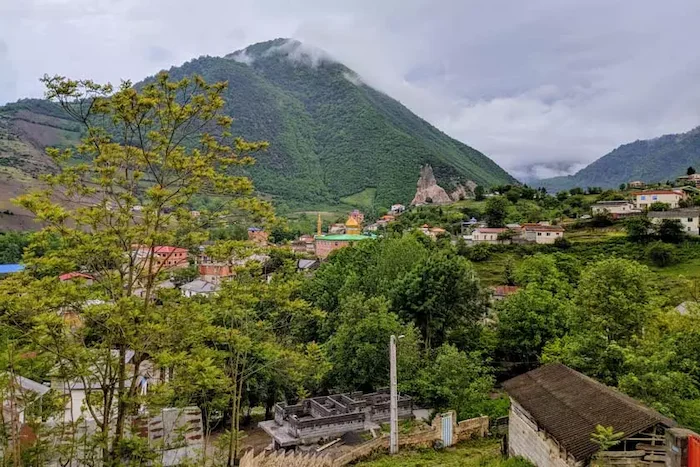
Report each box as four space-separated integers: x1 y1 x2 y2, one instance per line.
2 0 700 179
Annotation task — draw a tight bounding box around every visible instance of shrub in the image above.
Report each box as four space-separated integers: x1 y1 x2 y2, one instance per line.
466 243 492 262
554 237 572 249
646 241 677 267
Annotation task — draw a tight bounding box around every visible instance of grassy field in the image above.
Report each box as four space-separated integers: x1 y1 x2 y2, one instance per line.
340 188 378 210
354 438 528 467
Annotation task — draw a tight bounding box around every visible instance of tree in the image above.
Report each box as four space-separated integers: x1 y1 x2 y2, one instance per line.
625 216 654 243
392 252 487 349
574 258 654 342
4 73 272 463
324 294 420 392
689 166 696 176
484 196 509 228
503 257 516 286
569 187 584 195
649 202 670 212
474 185 485 201
496 285 569 368
414 344 496 420
619 183 627 191
646 241 677 267
657 219 685 243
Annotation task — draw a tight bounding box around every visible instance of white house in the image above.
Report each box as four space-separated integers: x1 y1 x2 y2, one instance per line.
648 208 700 235
634 190 686 209
522 224 564 244
472 227 518 244
591 200 641 219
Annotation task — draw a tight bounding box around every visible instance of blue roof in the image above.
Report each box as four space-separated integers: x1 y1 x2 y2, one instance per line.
0 264 24 274
248 227 262 232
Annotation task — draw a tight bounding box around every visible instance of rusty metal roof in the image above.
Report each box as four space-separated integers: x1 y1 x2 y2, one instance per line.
503 364 676 461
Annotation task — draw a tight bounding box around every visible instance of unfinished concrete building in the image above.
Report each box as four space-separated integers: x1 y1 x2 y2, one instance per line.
259 390 413 448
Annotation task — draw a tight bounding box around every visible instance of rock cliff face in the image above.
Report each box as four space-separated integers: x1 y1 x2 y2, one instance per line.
411 165 453 205
449 180 477 201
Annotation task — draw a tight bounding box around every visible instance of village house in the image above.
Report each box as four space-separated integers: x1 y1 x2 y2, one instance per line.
633 190 687 210
648 208 700 235
247 227 269 246
329 223 347 234
677 173 700 187
291 234 315 254
628 180 646 189
504 364 676 467
198 263 233 282
133 245 189 272
181 279 219 297
522 224 564 244
591 200 641 219
389 204 406 215
3 375 50 425
472 227 518 244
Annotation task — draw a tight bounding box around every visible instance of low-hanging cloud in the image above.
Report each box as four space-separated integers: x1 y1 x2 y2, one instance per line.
3 0 700 179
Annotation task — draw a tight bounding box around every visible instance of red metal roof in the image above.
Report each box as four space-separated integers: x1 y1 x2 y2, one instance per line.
491 285 519 296
474 228 508 233
59 272 94 281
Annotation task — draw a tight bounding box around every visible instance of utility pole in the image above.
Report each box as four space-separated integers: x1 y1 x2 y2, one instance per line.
389 334 398 454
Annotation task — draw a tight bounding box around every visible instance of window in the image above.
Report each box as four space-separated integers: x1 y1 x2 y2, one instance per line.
537 232 542 236
546 233 551 236
689 218 694 222
652 195 658 200
641 195 646 200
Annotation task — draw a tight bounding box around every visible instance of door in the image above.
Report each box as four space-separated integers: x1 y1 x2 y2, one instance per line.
441 412 454 447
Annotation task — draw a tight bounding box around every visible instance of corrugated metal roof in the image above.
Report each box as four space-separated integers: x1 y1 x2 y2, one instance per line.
0 264 24 274
503 364 675 461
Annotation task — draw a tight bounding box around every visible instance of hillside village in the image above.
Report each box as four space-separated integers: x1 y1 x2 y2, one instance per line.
3 29 700 467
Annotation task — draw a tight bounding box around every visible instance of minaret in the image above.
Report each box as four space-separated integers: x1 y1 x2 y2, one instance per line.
317 213 322 236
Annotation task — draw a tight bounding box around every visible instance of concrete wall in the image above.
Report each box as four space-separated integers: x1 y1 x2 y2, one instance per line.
509 400 580 467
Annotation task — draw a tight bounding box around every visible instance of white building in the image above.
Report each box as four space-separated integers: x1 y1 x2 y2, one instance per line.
472 227 516 244
648 208 700 235
634 190 686 210
591 200 641 219
522 224 564 244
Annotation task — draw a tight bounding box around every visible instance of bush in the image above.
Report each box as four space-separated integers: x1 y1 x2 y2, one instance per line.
649 202 670 212
554 237 572 249
646 241 677 267
465 243 492 262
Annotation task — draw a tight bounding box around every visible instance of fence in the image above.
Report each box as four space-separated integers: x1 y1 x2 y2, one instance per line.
240 414 489 467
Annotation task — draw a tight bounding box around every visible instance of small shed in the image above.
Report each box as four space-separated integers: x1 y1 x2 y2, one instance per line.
503 364 676 467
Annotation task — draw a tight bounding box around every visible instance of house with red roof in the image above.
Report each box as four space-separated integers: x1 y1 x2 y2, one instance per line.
633 190 687 210
133 245 189 273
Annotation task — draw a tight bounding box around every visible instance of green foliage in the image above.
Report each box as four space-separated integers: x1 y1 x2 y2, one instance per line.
0 231 29 263
658 219 686 243
626 216 654 243
413 344 497 420
325 293 420 392
590 425 625 452
465 243 492 262
474 185 486 201
496 285 570 367
646 241 677 267
392 252 487 349
484 196 509 227
689 166 696 175
649 201 670 212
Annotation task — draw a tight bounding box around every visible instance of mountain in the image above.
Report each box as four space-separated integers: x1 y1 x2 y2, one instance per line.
0 38 516 218
539 126 700 192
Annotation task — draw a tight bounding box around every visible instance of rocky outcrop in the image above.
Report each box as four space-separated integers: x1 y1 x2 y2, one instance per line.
411 165 452 205
449 180 477 201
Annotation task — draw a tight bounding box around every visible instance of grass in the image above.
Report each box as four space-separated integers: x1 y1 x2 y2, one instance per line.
354 438 531 467
472 253 519 287
340 188 378 210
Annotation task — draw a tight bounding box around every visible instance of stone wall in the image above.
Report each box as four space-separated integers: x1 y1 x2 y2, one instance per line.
508 400 581 467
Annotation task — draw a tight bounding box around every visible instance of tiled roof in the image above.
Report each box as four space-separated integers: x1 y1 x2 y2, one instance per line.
522 224 564 232
59 272 93 281
648 208 700 218
491 285 519 296
632 190 683 195
503 364 675 461
474 228 508 233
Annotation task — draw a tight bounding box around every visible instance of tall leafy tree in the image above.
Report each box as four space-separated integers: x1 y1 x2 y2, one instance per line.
2 73 272 464
484 196 509 228
392 252 487 349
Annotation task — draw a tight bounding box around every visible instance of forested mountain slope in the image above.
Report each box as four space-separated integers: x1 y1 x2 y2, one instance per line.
0 38 516 213
539 126 700 192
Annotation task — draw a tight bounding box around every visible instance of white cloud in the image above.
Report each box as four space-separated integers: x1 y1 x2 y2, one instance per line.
2 0 700 178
